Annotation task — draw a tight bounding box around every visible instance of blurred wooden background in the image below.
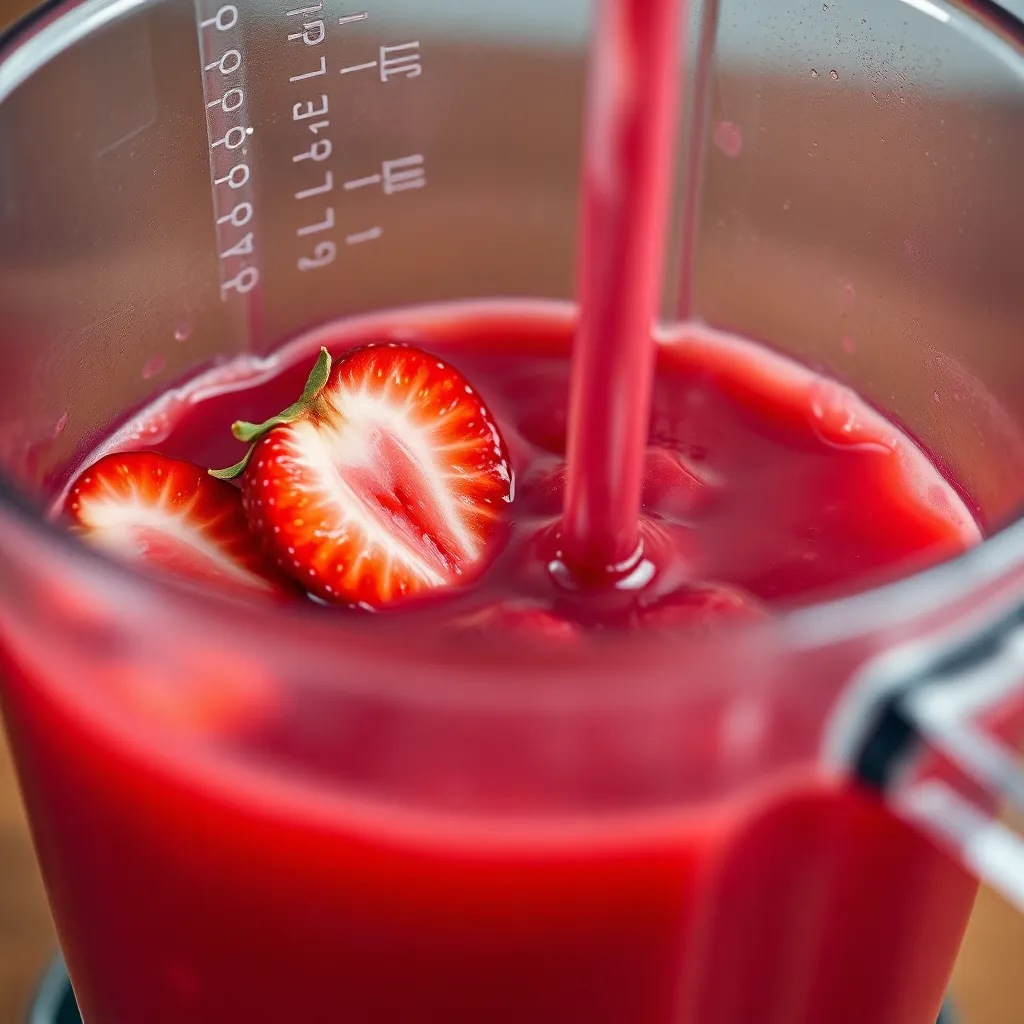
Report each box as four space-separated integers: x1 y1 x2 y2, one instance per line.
1 736 55 1023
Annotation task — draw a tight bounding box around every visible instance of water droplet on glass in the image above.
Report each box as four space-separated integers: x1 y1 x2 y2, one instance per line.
174 323 192 343
712 120 743 158
142 354 167 380
811 68 819 78
52 411 69 439
829 69 839 81
933 391 941 404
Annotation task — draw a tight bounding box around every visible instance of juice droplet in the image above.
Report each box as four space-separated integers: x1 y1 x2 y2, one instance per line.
841 336 857 355
933 391 941 404
52 411 69 439
174 323 192 343
142 354 167 380
713 120 743 158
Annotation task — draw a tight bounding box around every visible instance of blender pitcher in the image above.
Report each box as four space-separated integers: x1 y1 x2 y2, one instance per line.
1 0 1024 1022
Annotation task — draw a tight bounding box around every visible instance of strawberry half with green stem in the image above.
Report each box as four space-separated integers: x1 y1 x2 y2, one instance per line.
65 452 295 600
211 344 514 607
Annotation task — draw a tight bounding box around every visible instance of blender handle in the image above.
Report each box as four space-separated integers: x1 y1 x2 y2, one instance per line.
824 593 1024 910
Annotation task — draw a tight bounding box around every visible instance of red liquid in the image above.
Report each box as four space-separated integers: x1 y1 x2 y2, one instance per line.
81 302 977 621
6 302 982 1024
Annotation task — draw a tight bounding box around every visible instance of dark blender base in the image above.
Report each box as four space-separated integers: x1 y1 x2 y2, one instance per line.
28 955 960 1024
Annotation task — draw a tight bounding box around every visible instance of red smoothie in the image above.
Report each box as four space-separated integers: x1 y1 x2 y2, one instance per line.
7 300 980 1024
0 0 986 1019
79 300 977 623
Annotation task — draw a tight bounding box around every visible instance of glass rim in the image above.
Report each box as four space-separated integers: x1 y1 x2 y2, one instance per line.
2 0 1024 682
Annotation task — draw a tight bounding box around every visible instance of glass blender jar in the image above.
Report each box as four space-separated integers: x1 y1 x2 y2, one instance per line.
2 0 1024 1021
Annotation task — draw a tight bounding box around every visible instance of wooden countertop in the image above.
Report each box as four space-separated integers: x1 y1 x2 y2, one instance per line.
0 727 1022 1022
0 733 55 1024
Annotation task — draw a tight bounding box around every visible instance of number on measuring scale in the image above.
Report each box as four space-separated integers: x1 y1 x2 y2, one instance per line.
339 42 422 81
293 138 331 163
215 163 250 190
212 125 254 150
208 87 244 113
380 42 421 81
200 4 238 31
298 241 336 272
344 155 425 195
295 171 332 200
220 232 254 259
217 202 253 228
206 48 242 75
288 19 325 46
221 266 258 295
297 207 334 237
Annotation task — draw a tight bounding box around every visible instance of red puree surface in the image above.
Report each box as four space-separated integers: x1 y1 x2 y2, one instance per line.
88 300 977 625
5 300 980 1024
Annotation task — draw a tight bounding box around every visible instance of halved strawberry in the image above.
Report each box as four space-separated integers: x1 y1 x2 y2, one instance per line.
211 344 514 607
65 452 294 600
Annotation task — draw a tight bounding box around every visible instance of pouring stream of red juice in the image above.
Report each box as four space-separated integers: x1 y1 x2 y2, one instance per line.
562 0 683 580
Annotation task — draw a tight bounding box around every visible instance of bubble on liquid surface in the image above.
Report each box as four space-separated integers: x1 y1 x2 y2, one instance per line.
174 323 192 343
808 379 891 452
713 120 743 158
142 354 167 380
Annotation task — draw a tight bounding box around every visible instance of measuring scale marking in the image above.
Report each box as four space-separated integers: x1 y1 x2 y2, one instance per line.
196 0 260 300
338 40 421 80
195 1 428 309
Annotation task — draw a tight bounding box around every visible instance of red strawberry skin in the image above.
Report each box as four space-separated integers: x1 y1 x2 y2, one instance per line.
65 452 294 600
240 344 513 606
